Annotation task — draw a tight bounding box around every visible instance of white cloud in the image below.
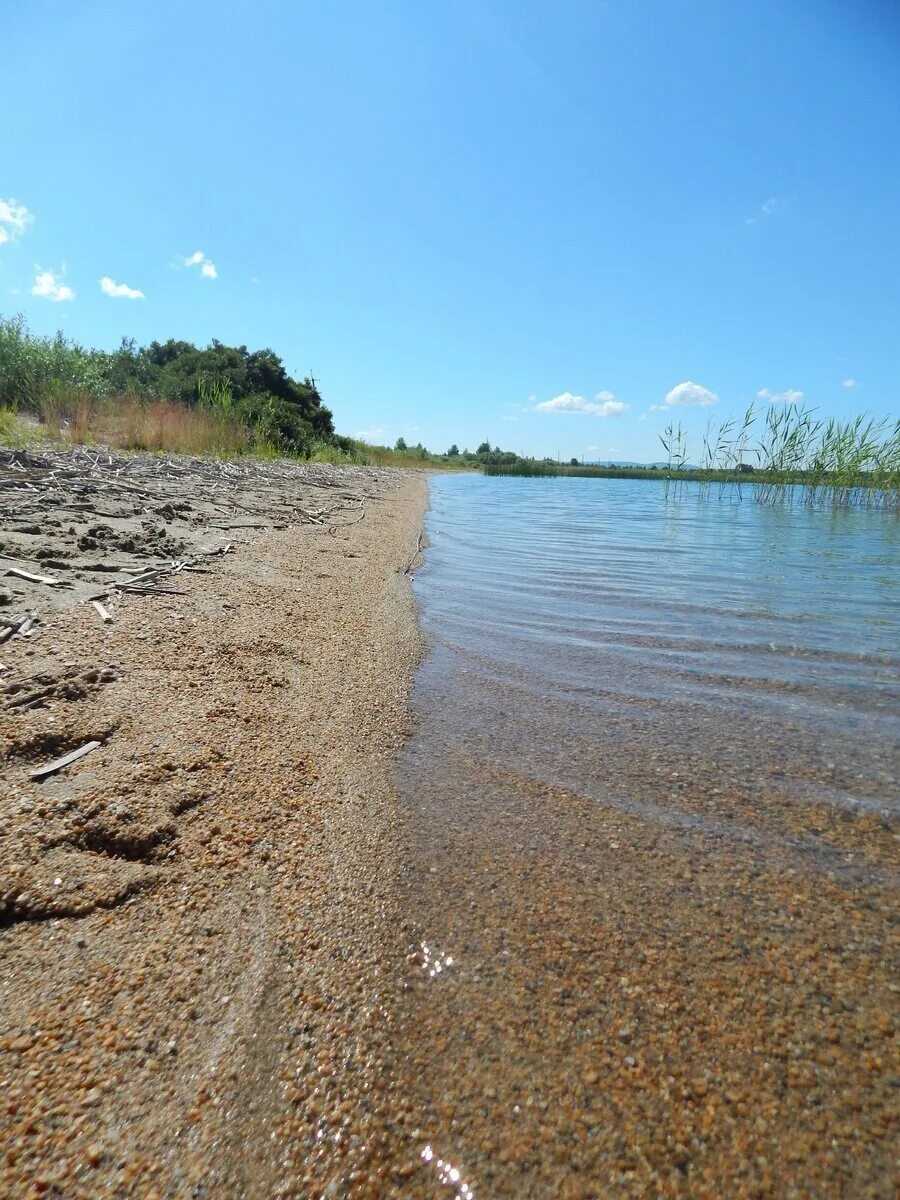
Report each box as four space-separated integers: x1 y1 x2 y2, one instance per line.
100 275 144 300
32 268 74 302
638 413 648 421
534 391 627 417
746 196 778 225
184 250 218 278
661 381 718 408
0 198 34 245
759 386 803 404
501 414 520 422
355 427 386 440
841 378 858 389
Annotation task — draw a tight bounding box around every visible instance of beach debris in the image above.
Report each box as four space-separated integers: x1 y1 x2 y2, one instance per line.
403 530 425 575
29 739 102 781
0 447 410 635
0 612 38 643
6 567 62 587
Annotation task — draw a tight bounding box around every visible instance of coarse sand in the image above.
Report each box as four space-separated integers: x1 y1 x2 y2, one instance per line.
1 454 429 1198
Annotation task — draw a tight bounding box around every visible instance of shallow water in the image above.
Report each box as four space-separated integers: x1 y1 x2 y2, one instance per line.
393 476 899 1198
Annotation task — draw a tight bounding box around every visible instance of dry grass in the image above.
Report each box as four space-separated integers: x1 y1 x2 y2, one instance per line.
100 399 251 456
52 397 252 457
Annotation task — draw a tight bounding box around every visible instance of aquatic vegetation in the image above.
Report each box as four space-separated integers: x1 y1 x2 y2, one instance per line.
484 404 900 510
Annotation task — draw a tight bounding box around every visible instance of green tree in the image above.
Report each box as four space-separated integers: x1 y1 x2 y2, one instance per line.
395 436 408 451
446 444 459 457
476 440 492 455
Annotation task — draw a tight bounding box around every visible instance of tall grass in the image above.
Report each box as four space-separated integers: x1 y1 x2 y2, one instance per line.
94 398 251 456
0 314 107 412
485 404 900 511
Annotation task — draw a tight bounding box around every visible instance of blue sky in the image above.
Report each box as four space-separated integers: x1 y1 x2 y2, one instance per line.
3 0 899 460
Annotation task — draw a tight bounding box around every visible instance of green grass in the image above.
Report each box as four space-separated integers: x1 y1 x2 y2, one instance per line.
0 407 35 448
311 438 475 468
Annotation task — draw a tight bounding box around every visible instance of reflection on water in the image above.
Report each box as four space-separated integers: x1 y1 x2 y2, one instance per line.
393 476 899 1198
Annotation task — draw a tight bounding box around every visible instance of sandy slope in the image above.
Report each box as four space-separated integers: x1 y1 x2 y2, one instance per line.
1 457 428 1198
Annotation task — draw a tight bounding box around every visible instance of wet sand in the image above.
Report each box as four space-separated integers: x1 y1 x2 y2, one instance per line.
388 474 899 1200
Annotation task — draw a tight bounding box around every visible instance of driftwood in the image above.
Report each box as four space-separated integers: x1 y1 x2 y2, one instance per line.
29 740 101 781
0 448 410 636
6 567 62 587
403 530 425 575
0 613 38 643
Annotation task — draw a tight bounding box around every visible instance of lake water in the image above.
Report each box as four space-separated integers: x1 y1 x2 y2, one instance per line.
392 475 899 1199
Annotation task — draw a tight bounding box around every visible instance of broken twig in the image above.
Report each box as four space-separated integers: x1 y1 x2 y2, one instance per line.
29 740 101 781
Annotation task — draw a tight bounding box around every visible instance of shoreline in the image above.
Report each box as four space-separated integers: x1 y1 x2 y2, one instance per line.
1 451 429 1197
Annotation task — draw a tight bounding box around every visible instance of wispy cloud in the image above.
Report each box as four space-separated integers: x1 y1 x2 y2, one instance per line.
841 378 859 389
355 427 386 440
100 276 144 300
184 250 218 279
32 268 74 302
757 387 803 404
746 196 778 225
660 381 718 408
0 198 34 245
501 414 520 422
534 391 627 417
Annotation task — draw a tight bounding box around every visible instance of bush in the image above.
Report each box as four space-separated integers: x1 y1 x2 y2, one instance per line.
0 313 338 458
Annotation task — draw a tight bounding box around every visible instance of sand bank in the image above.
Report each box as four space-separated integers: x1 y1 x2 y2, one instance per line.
1 449 428 1197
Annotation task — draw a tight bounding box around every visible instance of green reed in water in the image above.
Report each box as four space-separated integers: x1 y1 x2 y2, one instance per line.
484 404 900 511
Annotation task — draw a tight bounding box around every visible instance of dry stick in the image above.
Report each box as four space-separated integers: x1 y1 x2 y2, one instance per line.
403 530 425 575
91 600 113 623
115 584 187 595
29 740 101 781
0 614 36 643
6 567 62 587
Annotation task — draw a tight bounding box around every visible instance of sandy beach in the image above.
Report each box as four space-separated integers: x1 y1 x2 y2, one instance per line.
2 451 897 1200
1 449 428 1198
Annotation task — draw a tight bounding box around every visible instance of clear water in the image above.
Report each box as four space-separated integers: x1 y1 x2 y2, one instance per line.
407 475 899 831
392 475 899 1197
